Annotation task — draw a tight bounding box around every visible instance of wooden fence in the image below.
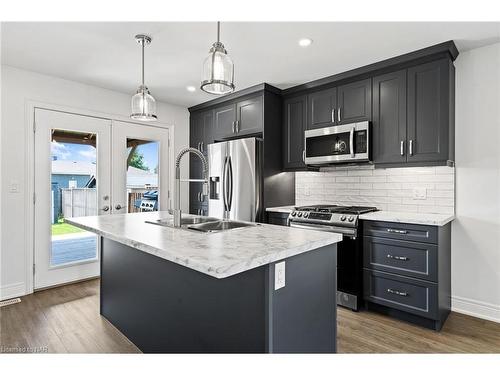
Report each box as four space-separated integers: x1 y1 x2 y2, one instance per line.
61 188 97 218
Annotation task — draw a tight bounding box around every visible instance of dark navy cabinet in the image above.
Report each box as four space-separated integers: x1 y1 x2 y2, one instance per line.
337 78 372 124
283 95 308 170
362 220 451 330
307 87 337 129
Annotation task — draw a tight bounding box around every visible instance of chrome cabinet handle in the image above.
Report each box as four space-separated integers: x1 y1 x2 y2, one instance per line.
232 121 236 133
387 228 408 234
302 150 306 163
409 139 414 156
115 204 123 210
235 120 239 133
102 205 110 212
331 108 335 123
200 142 203 153
400 141 405 156
338 107 341 122
387 288 408 297
349 127 355 158
387 254 409 261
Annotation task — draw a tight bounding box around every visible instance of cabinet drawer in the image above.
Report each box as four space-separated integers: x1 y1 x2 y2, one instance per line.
363 221 438 244
267 212 290 226
364 237 437 281
363 269 438 319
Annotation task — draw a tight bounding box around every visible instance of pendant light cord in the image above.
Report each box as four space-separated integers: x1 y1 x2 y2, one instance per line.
141 38 145 86
217 21 220 44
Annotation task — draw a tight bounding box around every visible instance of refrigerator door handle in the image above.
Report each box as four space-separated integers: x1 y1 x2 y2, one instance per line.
222 156 228 212
227 156 233 212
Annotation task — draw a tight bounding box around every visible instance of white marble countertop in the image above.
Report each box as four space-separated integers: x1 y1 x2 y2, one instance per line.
359 211 455 226
266 206 295 214
67 211 342 279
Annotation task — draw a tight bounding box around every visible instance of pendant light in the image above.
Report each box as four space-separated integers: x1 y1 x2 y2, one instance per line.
131 34 157 121
200 22 235 95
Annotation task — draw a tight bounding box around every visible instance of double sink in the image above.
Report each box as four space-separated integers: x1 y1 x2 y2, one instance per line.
146 216 257 233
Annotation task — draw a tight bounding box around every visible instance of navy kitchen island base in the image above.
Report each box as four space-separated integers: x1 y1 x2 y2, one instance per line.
100 237 337 353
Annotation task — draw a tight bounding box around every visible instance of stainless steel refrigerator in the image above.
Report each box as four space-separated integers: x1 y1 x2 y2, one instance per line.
208 138 262 222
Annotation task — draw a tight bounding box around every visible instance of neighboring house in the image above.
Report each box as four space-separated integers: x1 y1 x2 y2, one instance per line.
51 160 158 222
51 159 96 223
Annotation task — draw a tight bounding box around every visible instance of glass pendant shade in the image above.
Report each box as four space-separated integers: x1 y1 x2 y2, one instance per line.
200 23 235 95
131 85 157 121
131 34 157 121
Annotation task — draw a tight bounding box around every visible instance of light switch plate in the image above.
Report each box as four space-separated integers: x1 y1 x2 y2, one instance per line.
274 261 286 290
412 187 427 200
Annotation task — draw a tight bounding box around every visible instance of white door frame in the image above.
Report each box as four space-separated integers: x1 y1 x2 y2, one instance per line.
25 100 175 294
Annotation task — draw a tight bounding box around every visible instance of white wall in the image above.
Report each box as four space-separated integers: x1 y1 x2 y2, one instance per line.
296 165 454 214
0 65 190 299
452 43 500 322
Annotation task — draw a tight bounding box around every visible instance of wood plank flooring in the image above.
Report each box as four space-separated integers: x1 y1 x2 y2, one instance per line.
1 279 499 353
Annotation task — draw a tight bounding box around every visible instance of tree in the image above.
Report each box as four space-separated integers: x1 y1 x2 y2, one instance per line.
128 148 149 171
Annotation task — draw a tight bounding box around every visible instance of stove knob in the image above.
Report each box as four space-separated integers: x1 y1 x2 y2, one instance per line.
291 211 296 217
340 215 347 221
297 212 303 217
348 216 354 222
303 212 309 218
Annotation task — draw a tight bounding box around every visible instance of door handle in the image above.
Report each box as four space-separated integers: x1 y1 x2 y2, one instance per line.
387 228 408 234
386 254 409 261
409 139 414 156
222 156 228 211
400 140 405 156
349 127 355 158
227 156 233 212
102 205 110 212
338 107 342 122
387 288 409 297
331 108 335 123
115 204 123 210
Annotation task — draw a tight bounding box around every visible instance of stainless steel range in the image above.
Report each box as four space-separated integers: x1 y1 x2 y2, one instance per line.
288 205 378 311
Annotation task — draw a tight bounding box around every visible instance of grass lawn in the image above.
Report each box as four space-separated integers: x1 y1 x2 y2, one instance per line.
52 219 85 236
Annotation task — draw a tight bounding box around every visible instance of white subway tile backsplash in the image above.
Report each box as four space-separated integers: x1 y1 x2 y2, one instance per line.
296 165 455 215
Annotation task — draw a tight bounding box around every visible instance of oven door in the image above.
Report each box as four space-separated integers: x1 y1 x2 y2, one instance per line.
304 121 370 165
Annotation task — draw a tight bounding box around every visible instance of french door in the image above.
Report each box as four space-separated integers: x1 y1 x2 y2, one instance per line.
34 109 170 289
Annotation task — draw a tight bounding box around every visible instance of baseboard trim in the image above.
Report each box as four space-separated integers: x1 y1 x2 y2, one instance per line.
452 295 500 323
0 282 26 301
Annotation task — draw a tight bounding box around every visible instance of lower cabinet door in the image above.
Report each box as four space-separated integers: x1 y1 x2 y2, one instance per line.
363 269 438 319
363 236 438 282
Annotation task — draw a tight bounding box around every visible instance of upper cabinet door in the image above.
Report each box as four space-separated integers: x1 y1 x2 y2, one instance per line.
407 59 451 163
337 78 372 124
236 95 264 136
213 103 237 140
283 95 307 170
307 87 337 129
200 109 214 153
372 70 407 164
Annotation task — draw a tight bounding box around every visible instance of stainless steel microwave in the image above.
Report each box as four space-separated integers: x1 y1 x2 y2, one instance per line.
304 121 370 165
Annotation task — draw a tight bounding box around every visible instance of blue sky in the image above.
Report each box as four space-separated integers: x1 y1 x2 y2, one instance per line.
51 141 159 171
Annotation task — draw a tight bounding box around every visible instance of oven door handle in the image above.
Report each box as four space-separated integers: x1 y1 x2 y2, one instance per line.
289 222 356 238
349 127 355 158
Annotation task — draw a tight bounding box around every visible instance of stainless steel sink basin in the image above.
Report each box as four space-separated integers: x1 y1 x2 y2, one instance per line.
146 216 219 227
187 220 257 233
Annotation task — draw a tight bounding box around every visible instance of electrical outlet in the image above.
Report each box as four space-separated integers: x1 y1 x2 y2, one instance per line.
9 181 20 193
274 261 286 290
412 187 427 200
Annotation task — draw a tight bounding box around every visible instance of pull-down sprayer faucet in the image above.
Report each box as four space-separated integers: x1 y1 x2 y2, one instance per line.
173 147 209 227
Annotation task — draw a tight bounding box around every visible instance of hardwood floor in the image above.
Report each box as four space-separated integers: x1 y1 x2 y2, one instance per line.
1 279 499 353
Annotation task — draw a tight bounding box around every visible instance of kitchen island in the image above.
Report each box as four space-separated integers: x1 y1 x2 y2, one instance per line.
67 211 342 353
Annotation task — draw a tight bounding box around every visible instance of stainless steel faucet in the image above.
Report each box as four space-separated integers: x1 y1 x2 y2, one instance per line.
173 147 209 227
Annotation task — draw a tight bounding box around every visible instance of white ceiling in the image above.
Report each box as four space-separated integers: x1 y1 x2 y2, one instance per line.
2 22 499 107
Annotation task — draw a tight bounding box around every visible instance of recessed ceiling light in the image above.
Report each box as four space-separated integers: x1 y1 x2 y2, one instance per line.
298 38 313 47
186 86 196 92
